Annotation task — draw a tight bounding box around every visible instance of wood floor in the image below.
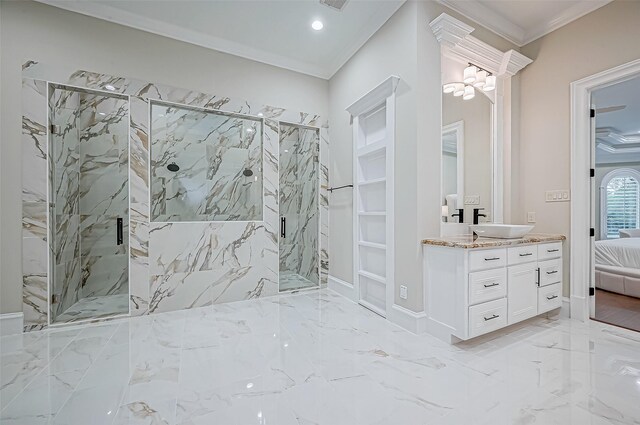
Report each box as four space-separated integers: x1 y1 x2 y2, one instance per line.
594 289 640 333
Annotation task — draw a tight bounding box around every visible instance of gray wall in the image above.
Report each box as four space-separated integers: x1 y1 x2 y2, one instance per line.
518 0 640 297
0 0 328 314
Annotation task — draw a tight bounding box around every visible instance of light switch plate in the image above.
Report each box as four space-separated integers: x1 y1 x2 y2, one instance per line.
545 190 570 202
464 195 480 205
400 285 408 300
527 212 536 223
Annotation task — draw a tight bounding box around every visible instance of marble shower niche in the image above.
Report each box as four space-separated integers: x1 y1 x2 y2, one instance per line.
279 124 320 291
48 84 130 324
21 62 329 332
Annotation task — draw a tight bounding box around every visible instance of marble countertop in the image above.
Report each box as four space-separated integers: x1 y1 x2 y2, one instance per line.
421 233 566 249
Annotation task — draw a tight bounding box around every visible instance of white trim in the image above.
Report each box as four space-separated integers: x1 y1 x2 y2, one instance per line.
0 313 24 336
561 296 571 318
346 76 401 118
34 0 405 80
435 0 612 47
570 58 640 322
328 275 356 301
599 168 640 239
388 304 428 334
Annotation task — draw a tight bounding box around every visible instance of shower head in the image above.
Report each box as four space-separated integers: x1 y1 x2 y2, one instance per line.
243 168 254 177
167 162 180 172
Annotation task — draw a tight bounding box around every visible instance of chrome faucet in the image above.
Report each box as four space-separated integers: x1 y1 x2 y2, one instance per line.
473 208 487 225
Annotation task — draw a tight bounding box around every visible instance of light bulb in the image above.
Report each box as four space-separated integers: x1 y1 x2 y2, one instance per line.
443 83 456 94
463 65 477 84
473 70 487 88
312 20 323 31
463 85 475 100
453 83 465 97
483 75 496 92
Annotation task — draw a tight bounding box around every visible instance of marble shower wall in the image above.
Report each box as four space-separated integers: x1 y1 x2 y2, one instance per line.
150 103 263 222
47 86 129 322
279 125 319 284
22 61 329 332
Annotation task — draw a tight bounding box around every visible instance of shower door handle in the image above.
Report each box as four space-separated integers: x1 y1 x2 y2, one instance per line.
117 218 123 245
280 217 286 238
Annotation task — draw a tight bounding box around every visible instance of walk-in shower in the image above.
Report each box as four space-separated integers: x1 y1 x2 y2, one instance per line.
48 84 130 323
279 124 320 291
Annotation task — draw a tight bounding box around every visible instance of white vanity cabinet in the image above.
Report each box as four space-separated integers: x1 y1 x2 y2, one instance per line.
423 235 564 343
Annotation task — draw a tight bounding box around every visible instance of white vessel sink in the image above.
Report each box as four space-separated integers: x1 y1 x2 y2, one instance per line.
469 224 534 239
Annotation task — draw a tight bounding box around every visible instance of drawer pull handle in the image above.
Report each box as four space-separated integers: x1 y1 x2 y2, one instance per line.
484 314 500 321
484 257 500 261
519 253 533 257
546 270 558 275
546 295 559 300
547 249 559 253
483 282 500 288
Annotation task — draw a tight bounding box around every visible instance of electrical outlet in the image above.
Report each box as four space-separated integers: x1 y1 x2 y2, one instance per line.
464 195 480 205
527 212 536 223
545 190 570 202
400 285 408 300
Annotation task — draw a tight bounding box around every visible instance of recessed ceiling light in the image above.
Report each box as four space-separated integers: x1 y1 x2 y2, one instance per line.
104 84 115 91
312 20 324 31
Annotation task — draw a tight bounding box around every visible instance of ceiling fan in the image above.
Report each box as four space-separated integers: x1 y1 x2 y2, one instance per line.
596 105 626 113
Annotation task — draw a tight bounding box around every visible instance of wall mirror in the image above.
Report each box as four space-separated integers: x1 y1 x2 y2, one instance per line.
441 74 494 226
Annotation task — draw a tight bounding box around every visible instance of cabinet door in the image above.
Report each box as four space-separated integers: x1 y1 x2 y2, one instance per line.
508 263 538 324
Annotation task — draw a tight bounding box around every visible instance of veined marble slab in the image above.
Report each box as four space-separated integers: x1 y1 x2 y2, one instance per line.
422 233 566 248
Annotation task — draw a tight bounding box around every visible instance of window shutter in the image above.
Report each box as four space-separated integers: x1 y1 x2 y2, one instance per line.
606 176 640 238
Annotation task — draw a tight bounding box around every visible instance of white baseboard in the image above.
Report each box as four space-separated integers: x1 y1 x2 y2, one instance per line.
328 275 356 302
0 313 24 336
388 304 427 334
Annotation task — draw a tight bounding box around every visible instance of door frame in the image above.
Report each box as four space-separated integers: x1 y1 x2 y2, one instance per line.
570 58 640 321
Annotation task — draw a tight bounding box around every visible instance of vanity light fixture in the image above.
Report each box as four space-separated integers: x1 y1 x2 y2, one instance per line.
462 85 475 100
312 20 324 30
452 83 465 97
463 65 477 84
473 70 487 88
443 63 496 100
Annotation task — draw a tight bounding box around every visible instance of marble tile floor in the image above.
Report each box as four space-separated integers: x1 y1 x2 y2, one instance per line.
54 294 130 324
279 272 318 292
2 288 640 425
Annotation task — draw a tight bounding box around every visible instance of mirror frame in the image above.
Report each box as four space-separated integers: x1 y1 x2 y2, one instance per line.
430 13 532 226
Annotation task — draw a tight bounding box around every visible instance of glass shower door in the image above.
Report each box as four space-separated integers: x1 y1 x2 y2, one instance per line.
278 124 320 291
49 84 130 323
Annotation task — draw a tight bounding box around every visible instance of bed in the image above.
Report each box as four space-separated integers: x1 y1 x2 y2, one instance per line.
595 238 640 298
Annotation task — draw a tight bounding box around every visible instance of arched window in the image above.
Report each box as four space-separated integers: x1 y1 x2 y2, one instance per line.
601 169 640 239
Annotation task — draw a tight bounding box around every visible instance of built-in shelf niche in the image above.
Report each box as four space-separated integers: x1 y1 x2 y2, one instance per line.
347 76 399 318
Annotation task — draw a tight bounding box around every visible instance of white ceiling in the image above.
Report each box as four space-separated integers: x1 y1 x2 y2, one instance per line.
437 0 613 46
36 0 405 79
593 75 640 164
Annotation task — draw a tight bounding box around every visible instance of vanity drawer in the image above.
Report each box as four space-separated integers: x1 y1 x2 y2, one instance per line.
469 268 507 305
538 283 562 313
538 242 562 260
469 298 507 338
538 259 562 287
468 248 507 271
507 245 538 265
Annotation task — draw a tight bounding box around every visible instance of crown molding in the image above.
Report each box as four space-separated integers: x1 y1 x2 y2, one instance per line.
436 0 612 47
346 75 400 117
430 14 532 77
34 0 405 80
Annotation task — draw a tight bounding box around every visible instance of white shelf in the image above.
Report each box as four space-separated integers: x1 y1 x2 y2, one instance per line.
358 178 386 187
357 211 386 216
357 140 386 157
358 241 386 250
358 270 386 284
